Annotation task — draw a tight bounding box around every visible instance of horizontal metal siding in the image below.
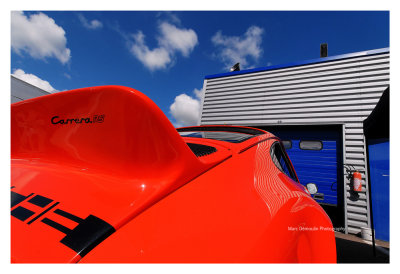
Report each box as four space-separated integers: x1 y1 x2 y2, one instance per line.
206 54 388 84
201 52 389 235
11 75 50 102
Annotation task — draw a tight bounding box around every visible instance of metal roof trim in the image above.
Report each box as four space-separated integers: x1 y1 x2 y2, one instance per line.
204 47 389 80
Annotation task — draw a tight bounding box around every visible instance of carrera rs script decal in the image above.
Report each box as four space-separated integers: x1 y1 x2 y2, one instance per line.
11 187 115 258
51 114 105 125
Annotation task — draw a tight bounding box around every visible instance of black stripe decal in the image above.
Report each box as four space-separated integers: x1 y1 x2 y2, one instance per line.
11 206 35 221
41 217 72 235
11 192 34 208
60 215 116 258
28 195 53 208
10 188 116 258
27 202 59 225
54 209 84 223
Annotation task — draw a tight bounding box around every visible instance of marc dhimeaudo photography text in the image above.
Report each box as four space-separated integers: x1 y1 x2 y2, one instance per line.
288 226 346 232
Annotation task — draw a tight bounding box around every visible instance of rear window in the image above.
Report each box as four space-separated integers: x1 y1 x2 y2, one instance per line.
179 131 254 143
177 126 264 143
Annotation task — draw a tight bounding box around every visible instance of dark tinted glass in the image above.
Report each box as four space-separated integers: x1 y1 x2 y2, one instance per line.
270 142 298 181
177 126 264 143
179 131 253 143
299 140 323 150
282 140 292 149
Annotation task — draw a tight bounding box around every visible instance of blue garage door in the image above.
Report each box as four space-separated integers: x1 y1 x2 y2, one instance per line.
261 126 342 206
368 138 389 241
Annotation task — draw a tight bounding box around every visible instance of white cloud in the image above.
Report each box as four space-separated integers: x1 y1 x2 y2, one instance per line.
170 88 204 127
158 22 198 57
156 12 181 25
130 31 171 71
12 69 57 93
193 88 204 100
129 21 198 71
212 26 264 69
11 11 71 64
78 13 103 30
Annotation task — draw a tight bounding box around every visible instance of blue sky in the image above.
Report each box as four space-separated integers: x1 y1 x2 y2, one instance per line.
11 11 389 127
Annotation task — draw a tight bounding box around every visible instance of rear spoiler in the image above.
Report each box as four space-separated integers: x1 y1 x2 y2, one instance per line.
11 86 206 181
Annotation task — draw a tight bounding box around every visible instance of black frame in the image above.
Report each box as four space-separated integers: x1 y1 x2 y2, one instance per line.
270 141 298 182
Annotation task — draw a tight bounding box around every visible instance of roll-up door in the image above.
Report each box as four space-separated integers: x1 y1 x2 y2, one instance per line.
258 125 343 207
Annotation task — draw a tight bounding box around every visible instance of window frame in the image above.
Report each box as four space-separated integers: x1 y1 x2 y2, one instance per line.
270 141 298 182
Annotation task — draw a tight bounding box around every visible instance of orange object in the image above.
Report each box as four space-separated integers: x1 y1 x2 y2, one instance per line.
11 86 336 263
353 171 363 192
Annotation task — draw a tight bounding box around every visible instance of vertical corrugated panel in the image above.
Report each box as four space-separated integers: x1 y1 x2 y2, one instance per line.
201 52 389 235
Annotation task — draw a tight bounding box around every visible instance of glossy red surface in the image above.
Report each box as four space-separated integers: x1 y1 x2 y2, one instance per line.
11 86 336 263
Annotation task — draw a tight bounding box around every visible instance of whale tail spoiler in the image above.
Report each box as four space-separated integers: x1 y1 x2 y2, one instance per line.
11 85 202 177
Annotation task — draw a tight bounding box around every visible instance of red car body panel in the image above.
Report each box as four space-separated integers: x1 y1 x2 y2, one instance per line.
11 86 336 263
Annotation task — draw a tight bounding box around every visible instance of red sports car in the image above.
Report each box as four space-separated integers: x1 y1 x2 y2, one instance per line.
11 85 336 263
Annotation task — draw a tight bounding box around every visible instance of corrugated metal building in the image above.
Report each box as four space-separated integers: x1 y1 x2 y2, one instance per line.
11 75 50 103
200 48 389 235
